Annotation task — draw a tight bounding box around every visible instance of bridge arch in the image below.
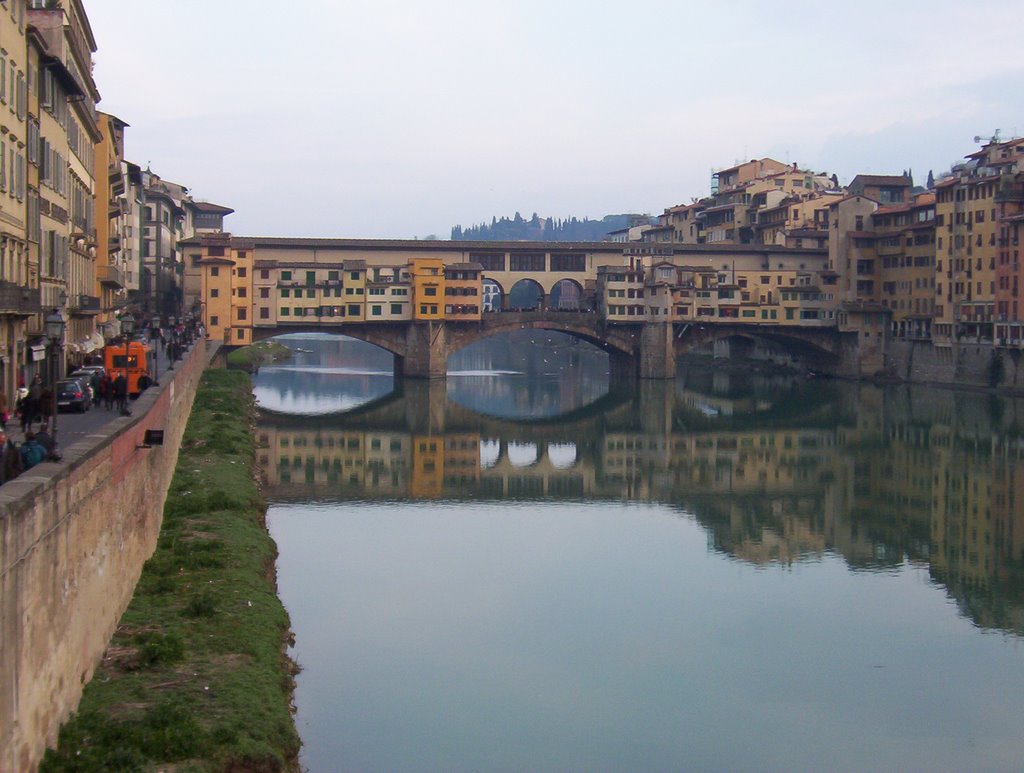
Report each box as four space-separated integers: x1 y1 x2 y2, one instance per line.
482 278 504 312
677 325 842 372
507 441 541 468
546 442 578 469
251 325 410 360
452 313 638 359
548 279 584 311
480 438 501 469
508 279 544 311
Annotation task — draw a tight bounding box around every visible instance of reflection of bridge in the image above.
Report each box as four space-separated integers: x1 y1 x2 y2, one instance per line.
251 311 857 379
255 380 1024 637
255 378 850 503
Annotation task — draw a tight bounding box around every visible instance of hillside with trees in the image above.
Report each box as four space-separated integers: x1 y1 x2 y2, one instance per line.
451 212 646 242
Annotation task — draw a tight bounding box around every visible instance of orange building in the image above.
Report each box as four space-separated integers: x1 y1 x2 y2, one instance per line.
411 257 445 321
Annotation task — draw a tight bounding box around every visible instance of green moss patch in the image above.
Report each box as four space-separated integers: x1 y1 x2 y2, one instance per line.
225 341 291 371
41 369 300 773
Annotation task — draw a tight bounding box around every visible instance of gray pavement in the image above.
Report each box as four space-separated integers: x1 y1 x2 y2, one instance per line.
7 338 183 450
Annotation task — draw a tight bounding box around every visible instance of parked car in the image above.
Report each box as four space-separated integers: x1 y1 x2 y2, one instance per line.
70 367 102 395
55 378 91 413
71 365 106 380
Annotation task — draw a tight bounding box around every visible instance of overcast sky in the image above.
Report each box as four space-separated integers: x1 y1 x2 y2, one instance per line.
84 0 1024 239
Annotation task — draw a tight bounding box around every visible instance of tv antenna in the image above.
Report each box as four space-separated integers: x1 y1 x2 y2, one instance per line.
973 130 1001 145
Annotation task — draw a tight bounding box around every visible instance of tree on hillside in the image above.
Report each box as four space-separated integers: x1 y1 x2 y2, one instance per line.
450 212 633 242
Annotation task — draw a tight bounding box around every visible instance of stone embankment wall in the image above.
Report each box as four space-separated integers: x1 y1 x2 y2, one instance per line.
890 340 1024 391
0 341 212 773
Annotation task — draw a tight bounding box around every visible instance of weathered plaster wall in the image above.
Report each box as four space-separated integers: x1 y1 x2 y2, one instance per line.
0 342 213 773
890 340 1024 390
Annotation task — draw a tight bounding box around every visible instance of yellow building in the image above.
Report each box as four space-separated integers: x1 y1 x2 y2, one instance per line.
933 146 1008 341
597 264 645 319
411 434 443 497
366 263 412 322
0 0 34 394
29 0 102 365
93 112 129 334
229 243 253 344
341 260 366 322
199 235 235 343
411 257 444 321
871 192 937 339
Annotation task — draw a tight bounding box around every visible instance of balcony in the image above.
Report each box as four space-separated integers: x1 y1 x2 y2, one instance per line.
0 281 43 316
995 180 1024 203
70 294 101 315
97 264 125 288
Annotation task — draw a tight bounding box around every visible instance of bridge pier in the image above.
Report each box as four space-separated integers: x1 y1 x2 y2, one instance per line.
609 351 636 381
401 379 449 434
637 379 675 470
640 322 676 379
398 321 449 379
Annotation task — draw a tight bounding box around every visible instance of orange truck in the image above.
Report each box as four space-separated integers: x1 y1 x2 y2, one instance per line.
103 341 153 396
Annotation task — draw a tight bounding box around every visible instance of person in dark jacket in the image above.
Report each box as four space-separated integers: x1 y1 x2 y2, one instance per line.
0 431 23 484
99 374 113 410
113 373 129 414
33 428 54 456
90 372 102 407
22 374 42 433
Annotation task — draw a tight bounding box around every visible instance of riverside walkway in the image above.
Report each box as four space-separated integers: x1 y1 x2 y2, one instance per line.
4 341 182 457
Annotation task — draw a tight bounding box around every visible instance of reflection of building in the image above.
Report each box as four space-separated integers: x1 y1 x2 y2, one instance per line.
256 373 1024 637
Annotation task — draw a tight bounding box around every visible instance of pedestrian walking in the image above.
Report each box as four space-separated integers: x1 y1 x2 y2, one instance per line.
100 374 114 410
0 388 7 431
24 374 43 433
113 373 129 415
90 372 102 407
40 386 53 427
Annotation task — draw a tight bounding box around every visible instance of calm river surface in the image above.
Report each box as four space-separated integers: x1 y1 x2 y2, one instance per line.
258 333 1024 773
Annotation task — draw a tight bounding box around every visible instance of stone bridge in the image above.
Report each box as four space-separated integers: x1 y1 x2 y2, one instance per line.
251 312 861 379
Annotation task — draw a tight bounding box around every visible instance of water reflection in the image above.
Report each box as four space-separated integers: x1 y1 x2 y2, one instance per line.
257 376 1024 639
450 330 610 419
254 334 394 415
254 331 612 419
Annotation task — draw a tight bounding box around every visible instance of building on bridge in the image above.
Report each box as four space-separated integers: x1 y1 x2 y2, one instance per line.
183 235 853 348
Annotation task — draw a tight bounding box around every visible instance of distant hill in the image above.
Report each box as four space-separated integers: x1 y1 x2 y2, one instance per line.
451 212 647 242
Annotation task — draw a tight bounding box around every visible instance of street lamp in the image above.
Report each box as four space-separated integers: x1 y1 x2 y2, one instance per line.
44 308 66 461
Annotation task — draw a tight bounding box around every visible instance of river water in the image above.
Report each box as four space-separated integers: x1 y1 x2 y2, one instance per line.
258 333 1024 773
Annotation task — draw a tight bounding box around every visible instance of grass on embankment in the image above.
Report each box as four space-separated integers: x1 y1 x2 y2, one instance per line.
225 341 292 371
41 369 300 773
